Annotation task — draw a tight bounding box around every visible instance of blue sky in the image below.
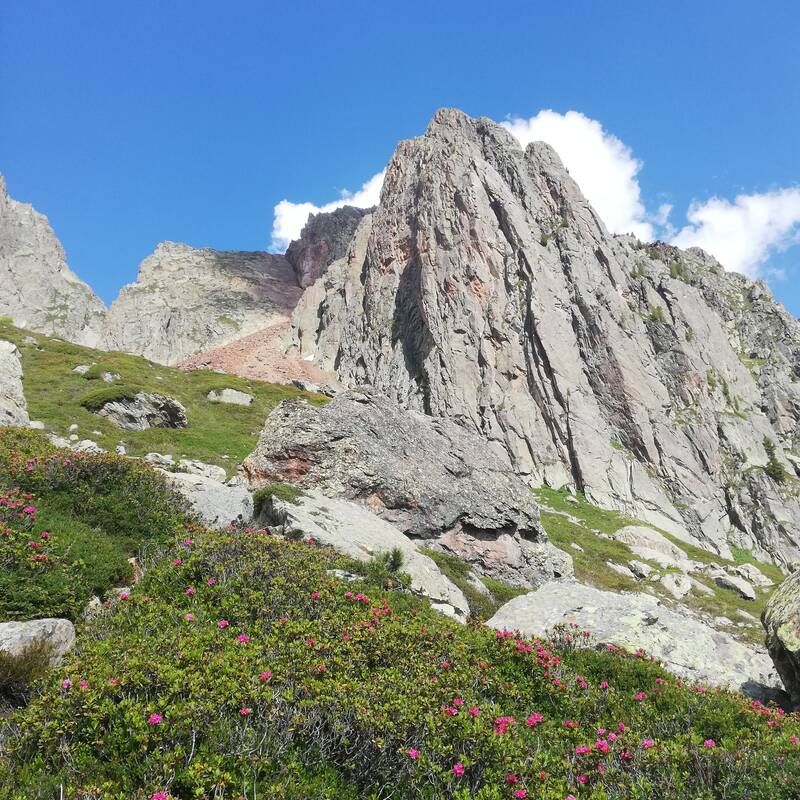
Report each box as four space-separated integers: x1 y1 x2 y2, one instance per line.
2 1 799 310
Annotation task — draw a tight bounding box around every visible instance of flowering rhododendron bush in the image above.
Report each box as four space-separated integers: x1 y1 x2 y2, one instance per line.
0 428 187 620
1 529 798 800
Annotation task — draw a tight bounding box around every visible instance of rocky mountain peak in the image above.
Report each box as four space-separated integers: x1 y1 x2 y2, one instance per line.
290 108 800 568
0 175 106 347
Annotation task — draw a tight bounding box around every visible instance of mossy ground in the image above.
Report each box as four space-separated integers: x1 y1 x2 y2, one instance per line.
533 487 780 645
0 320 326 476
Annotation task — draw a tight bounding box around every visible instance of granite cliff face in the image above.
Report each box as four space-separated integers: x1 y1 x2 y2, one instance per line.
291 108 800 567
104 243 302 365
0 176 106 346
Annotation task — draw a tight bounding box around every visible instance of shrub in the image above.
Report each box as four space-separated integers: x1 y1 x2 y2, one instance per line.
361 547 412 590
764 438 788 484
647 305 666 324
0 640 54 708
79 384 141 411
2 529 798 799
253 482 304 515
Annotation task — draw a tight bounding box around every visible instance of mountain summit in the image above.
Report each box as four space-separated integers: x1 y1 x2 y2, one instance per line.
290 108 800 566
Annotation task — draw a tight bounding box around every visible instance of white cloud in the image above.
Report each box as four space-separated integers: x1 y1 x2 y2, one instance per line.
501 110 656 239
270 170 385 251
671 189 800 277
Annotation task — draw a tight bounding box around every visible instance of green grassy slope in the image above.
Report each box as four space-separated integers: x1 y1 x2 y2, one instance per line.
0 319 326 474
533 487 782 645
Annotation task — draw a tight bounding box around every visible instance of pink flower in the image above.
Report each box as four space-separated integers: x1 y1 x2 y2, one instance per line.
567 796 577 800
596 738 610 754
563 720 580 729
310 591 321 599
526 711 544 727
118 592 130 601
451 762 465 777
703 739 716 748
443 706 459 717
599 680 609 690
147 713 163 725
513 791 527 799
505 774 519 784
468 706 481 718
406 748 420 760
608 732 617 742
577 774 588 785
150 793 170 800
633 691 647 701
494 716 516 735
182 538 194 546
185 587 196 596
40 531 50 540
240 707 252 716
259 670 273 682
217 619 230 629
206 577 217 586
78 679 89 690
790 735 799 746
642 738 654 749
452 697 464 706
236 633 251 644
575 745 592 756
107 677 120 687
184 613 195 621
172 558 183 566
344 591 354 599
61 678 72 690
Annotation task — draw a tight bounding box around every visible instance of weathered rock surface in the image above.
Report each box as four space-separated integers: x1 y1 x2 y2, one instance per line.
163 471 253 529
0 340 29 426
286 206 369 288
762 569 800 705
0 618 76 664
488 583 780 695
242 386 571 588
207 388 253 406
0 176 106 347
714 573 757 601
96 392 187 430
660 572 692 599
291 108 800 567
265 489 469 620
104 243 303 365
177 459 227 482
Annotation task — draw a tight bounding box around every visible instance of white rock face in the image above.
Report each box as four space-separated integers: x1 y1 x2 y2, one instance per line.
104 243 302 365
290 108 800 567
660 572 692 599
487 583 780 694
0 618 76 663
0 176 105 346
163 471 253 529
177 459 227 482
268 490 470 620
612 525 695 571
0 340 29 426
207 388 253 406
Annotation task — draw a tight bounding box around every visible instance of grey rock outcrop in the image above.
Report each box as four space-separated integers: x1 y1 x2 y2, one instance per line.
286 206 369 288
0 177 106 347
207 388 253 406
0 340 29 426
265 489 470 620
96 392 188 430
762 570 800 705
291 108 800 567
488 583 780 695
241 386 571 588
163 471 253 529
104 243 303 365
715 572 757 600
0 618 76 664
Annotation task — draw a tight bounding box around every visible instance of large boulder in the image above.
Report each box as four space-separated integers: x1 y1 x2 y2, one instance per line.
241 386 571 588
266 489 469 620
164 471 253 529
762 569 800 705
0 340 29 426
488 583 781 696
96 392 188 430
0 618 76 664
